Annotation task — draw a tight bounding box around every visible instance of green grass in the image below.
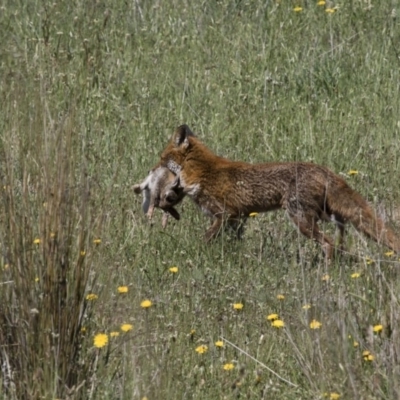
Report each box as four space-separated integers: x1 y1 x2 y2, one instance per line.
1 0 400 398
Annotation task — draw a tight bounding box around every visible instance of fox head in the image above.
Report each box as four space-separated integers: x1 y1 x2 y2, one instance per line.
159 124 196 174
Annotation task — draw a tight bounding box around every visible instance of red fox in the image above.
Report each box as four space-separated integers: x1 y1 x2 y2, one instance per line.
133 166 185 228
157 124 400 259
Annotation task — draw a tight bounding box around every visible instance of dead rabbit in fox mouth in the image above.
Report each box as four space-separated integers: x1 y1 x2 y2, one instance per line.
133 166 185 228
156 124 400 259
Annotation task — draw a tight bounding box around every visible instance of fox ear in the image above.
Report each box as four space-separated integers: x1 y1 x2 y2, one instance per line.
173 125 194 149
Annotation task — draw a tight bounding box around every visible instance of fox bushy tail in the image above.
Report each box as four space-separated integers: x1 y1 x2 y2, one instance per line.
331 186 400 253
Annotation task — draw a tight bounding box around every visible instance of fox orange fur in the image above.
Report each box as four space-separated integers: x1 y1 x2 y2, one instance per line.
158 124 400 259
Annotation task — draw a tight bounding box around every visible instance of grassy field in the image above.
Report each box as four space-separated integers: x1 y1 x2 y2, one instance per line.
1 0 400 398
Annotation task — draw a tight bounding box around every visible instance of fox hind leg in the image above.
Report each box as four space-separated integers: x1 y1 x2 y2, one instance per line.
332 214 346 253
289 212 335 259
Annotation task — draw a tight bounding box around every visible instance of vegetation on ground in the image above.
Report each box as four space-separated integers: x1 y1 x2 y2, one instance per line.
1 1 400 398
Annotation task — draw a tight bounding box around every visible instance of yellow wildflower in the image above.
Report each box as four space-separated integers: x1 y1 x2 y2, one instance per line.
169 266 179 273
353 341 359 347
266 313 279 321
373 324 383 333
271 319 285 328
329 393 341 400
277 294 285 300
93 333 108 348
110 331 120 337
302 304 311 309
117 286 129 293
141 299 152 308
365 257 374 265
351 272 361 279
321 274 330 281
233 303 244 310
317 0 326 5
93 238 101 244
310 319 322 329
223 363 235 370
195 345 208 354
80 250 86 256
293 6 302 12
347 170 359 176
325 8 336 13
121 323 133 332
249 212 258 217
385 251 394 257
362 350 374 361
86 293 98 301
33 238 41 245
215 340 224 347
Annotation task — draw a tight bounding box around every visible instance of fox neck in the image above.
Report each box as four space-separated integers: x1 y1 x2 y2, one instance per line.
184 139 226 170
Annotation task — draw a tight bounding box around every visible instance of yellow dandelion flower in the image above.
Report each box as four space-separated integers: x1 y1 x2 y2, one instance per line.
141 299 152 308
195 345 208 354
347 170 359 176
276 294 285 300
169 266 179 273
385 251 394 257
317 0 326 5
34 277 39 282
271 319 285 328
365 257 374 265
190 329 196 336
330 393 341 400
373 324 383 333
325 8 336 13
93 238 101 244
120 323 133 332
117 286 129 293
293 6 302 12
353 341 359 347
321 274 330 281
362 350 374 361
249 212 258 217
80 250 86 256
233 303 244 310
223 363 235 370
93 333 108 348
351 272 361 279
33 238 41 245
110 331 120 337
215 340 224 347
310 319 322 329
267 313 279 321
86 293 98 301
302 304 311 309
